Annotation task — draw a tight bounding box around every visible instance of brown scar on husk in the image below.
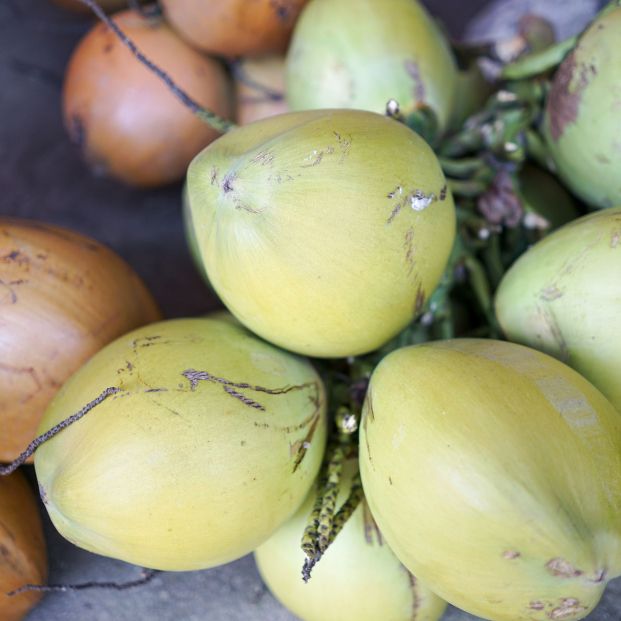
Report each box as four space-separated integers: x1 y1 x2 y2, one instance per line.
530 601 545 610
404 228 416 275
547 51 596 142
131 335 163 349
611 230 621 248
546 558 583 578
414 285 426 316
503 550 521 559
406 569 420 621
549 598 586 619
250 150 275 167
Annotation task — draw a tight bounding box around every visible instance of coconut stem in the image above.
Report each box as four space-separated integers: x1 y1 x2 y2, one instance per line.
8 568 158 596
228 60 284 102
0 387 119 476
77 0 236 134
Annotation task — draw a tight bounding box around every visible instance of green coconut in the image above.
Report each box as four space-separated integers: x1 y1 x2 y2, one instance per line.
35 314 326 571
255 459 446 621
360 339 621 621
186 109 455 358
542 7 621 209
495 207 621 412
286 0 457 132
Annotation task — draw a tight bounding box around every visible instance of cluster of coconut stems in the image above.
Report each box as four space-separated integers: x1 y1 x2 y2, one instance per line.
4 0 621 597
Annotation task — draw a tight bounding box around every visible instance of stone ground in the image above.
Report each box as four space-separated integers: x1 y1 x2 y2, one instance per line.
1 0 620 619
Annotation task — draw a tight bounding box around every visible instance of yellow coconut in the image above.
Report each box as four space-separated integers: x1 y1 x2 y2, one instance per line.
35 314 326 571
187 109 455 357
360 339 621 621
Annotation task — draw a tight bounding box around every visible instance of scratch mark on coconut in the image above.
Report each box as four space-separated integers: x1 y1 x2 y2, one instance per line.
0 363 42 401
405 569 420 621
530 601 545 611
251 150 275 167
148 396 181 417
333 131 352 162
0 542 22 574
611 229 621 248
537 304 571 363
540 285 564 301
403 228 416 275
210 166 219 186
131 335 163 349
0 279 18 304
183 370 323 469
547 51 597 142
386 187 438 224
546 558 583 578
414 284 426 316
549 598 586 619
503 550 521 559
404 60 426 103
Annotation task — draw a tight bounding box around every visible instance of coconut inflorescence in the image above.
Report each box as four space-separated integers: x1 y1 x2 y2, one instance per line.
0 218 160 464
187 108 455 358
62 9 232 187
256 458 447 621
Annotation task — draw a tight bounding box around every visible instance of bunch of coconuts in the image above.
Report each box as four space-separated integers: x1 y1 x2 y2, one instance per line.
3 0 621 620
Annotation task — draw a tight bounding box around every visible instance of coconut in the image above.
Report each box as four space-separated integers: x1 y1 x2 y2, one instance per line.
0 470 47 621
34 314 326 571
360 339 621 621
542 7 621 209
186 109 455 358
62 10 232 187
0 218 160 463
495 207 621 412
286 0 457 132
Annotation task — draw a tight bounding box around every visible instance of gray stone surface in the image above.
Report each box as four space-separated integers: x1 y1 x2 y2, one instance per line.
2 1 620 620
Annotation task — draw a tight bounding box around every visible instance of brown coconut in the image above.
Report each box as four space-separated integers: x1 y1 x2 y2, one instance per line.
160 0 308 57
62 10 232 187
0 218 161 463
0 470 47 621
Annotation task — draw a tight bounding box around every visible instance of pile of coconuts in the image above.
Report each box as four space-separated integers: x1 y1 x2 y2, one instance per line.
3 0 621 620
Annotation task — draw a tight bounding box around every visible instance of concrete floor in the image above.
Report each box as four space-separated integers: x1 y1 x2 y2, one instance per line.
2 0 620 619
